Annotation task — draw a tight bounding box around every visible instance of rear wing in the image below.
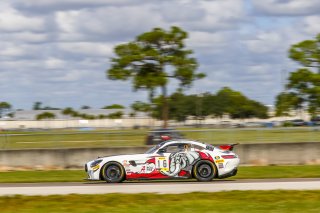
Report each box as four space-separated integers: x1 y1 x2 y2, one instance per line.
218 143 239 151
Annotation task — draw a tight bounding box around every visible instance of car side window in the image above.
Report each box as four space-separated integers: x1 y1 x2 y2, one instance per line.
162 143 194 153
192 144 205 151
162 144 183 153
166 144 181 153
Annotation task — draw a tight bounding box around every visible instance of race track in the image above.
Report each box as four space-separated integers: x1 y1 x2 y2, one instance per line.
1 178 320 196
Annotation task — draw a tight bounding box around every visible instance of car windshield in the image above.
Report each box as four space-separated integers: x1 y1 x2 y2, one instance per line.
145 141 166 154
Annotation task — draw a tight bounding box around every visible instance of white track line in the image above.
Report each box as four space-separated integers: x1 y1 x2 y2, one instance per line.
1 181 320 196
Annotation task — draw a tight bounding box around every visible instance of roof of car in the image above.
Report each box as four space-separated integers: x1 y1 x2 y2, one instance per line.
149 128 178 132
159 139 206 147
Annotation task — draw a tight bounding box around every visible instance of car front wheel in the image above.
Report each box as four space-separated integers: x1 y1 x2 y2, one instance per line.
193 160 216 182
101 162 125 183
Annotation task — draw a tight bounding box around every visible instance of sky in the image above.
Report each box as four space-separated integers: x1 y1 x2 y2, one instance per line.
1 0 320 110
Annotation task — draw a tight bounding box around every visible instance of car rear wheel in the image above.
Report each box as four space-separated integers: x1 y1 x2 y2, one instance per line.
101 162 125 183
193 160 216 182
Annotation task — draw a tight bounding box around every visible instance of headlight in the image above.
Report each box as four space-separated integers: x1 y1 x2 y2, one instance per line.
90 159 103 171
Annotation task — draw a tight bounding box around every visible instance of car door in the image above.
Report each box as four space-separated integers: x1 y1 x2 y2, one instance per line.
155 143 195 178
122 153 160 179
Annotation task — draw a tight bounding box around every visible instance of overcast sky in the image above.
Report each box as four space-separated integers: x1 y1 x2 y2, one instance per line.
1 0 320 110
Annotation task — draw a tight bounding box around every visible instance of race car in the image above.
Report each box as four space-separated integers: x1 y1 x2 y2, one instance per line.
85 139 240 183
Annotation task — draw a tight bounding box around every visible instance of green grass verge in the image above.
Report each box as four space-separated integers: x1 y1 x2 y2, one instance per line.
0 165 319 183
0 170 85 183
1 191 320 213
231 165 320 179
1 127 320 149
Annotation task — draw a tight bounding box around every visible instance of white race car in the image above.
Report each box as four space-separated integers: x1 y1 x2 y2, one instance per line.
85 140 240 183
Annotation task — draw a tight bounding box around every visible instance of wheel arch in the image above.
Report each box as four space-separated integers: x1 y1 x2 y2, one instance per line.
192 159 218 181
191 159 219 178
99 161 126 181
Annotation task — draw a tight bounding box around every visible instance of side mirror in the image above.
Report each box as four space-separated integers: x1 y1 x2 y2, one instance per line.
158 148 166 153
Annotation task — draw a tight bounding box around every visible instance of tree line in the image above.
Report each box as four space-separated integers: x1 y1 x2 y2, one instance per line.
1 86 268 121
131 87 268 122
35 107 124 120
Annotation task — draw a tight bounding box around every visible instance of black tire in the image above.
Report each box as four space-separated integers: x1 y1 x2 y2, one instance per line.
193 160 216 182
101 162 125 183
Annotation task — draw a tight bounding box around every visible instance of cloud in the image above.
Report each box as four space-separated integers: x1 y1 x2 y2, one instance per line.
44 58 66 69
1 32 48 43
157 0 248 32
54 6 165 42
0 3 45 32
251 0 320 16
0 0 319 109
57 42 114 57
0 42 43 58
299 16 320 35
11 0 149 13
243 31 285 54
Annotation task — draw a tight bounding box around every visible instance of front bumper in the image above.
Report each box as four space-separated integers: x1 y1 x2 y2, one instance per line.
85 162 101 180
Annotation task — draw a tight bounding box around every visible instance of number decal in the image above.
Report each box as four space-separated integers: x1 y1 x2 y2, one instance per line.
163 160 167 168
155 157 169 171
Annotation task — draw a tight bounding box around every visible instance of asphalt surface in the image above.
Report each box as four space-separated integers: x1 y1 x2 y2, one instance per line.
0 178 320 196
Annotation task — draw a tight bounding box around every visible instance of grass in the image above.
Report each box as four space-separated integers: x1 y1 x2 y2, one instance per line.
231 165 320 179
1 191 320 212
0 165 319 183
0 170 84 183
0 127 320 149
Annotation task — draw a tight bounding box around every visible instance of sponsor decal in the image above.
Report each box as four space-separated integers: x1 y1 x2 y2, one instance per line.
146 164 155 173
140 163 156 173
215 159 225 163
214 156 220 160
218 163 224 169
92 164 100 172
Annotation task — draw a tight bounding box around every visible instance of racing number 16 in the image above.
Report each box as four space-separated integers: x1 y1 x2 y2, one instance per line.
156 157 169 171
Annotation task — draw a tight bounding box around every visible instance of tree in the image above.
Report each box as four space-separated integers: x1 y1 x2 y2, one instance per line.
131 101 151 113
36 112 56 120
102 104 125 109
0 102 12 118
32 101 60 110
275 92 303 117
107 26 205 128
107 111 123 119
289 34 320 73
214 87 268 119
62 107 75 115
276 33 320 116
168 92 195 122
149 88 268 121
33 102 42 110
81 105 91 109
